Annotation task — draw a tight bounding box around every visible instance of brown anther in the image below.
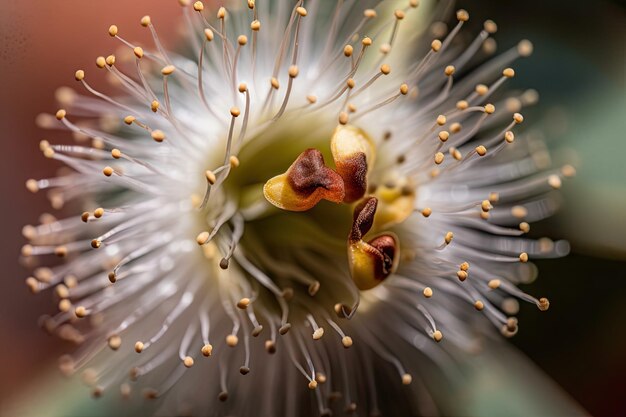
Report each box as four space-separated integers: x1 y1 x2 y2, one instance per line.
561 164 576 177
342 336 353 348
423 287 433 298
151 130 165 142
548 175 562 189
538 297 550 311
75 306 87 318
161 65 175 76
348 197 399 290
279 323 292 335
432 330 443 342
201 344 213 356
54 246 68 257
204 170 216 185
488 279 501 289
183 357 194 368
236 298 250 309
226 334 238 347
484 19 498 33
263 149 345 212
476 84 488 96
457 270 468 281
456 100 468 110
25 179 39 193
456 9 469 21
474 300 485 311
421 207 432 217
364 9 377 18
96 56 106 68
264 340 276 354
108 335 121 350
503 68 515 78
308 281 320 296
518 40 534 57
475 146 487 156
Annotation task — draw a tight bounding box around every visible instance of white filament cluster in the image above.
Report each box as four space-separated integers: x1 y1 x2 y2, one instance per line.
22 1 573 416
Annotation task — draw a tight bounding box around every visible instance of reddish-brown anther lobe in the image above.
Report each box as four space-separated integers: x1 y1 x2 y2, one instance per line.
337 153 368 203
349 196 378 243
263 148 345 211
368 235 397 280
288 149 344 199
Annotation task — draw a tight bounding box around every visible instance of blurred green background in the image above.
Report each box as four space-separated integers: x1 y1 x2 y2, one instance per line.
0 0 624 416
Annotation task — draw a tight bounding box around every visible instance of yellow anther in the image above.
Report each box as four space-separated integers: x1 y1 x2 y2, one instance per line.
95 56 106 68
151 130 165 142
161 65 176 76
348 197 399 290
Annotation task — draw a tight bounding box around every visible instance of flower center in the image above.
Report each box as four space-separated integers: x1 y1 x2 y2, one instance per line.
207 112 416 302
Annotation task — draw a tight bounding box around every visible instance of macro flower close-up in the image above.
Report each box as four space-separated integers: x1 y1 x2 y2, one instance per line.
1 0 624 416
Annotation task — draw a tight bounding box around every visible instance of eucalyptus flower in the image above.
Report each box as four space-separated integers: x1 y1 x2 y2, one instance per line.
22 1 574 416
